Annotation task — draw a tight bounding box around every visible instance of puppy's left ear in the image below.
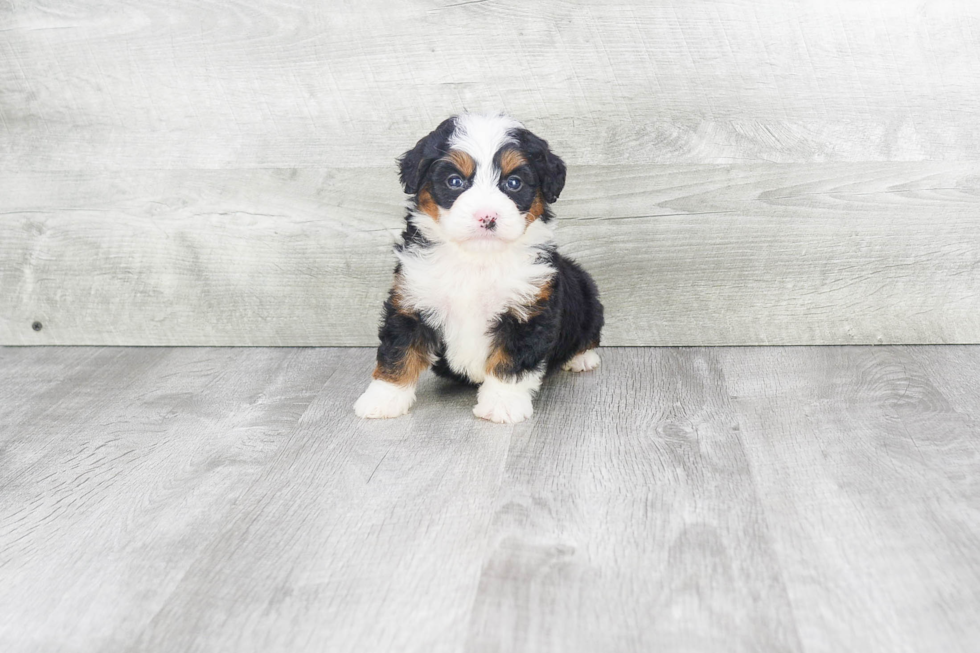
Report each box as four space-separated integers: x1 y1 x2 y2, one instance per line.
516 129 567 204
397 116 457 195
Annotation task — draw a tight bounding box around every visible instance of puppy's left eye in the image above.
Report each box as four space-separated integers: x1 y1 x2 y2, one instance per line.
447 174 464 189
505 176 523 191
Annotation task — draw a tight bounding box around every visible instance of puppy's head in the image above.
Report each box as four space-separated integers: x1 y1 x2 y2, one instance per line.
397 113 566 252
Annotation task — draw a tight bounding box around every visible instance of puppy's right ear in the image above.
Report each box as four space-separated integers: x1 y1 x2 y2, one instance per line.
397 116 457 195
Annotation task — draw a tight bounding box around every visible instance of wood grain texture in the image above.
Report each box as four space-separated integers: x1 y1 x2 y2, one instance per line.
465 348 801 652
2 0 979 345
2 162 978 346
718 346 980 652
0 347 516 653
129 361 514 653
1 0 979 169
0 347 330 651
2 346 979 652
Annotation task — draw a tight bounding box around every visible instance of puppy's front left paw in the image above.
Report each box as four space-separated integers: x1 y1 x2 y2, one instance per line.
473 384 534 424
354 379 416 419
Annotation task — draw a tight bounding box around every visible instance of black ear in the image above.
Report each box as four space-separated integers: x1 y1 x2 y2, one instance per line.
397 116 457 195
516 129 566 203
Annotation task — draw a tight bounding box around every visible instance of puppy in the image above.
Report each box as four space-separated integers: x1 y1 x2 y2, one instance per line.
354 113 603 423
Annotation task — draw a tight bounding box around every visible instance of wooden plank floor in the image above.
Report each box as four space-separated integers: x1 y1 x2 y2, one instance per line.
0 347 978 653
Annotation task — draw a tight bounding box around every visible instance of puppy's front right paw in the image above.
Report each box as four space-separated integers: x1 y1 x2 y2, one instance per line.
354 379 416 419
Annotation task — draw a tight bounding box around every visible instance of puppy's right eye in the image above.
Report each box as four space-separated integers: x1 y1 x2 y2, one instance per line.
447 174 464 189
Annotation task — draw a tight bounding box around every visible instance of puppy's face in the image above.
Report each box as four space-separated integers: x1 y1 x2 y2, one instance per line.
398 114 566 252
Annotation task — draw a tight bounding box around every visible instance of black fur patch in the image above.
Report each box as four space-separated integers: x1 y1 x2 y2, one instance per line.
427 159 471 210
375 281 440 379
482 251 604 380
492 149 538 213
397 117 456 195
511 129 567 204
394 221 431 253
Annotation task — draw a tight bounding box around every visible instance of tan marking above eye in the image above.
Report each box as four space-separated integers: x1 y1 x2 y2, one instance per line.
500 149 528 175
445 150 475 178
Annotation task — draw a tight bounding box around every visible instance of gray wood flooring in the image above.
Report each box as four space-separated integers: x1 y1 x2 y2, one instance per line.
1 346 978 652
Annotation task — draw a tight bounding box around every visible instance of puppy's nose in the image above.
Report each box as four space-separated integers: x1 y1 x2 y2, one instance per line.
475 209 499 230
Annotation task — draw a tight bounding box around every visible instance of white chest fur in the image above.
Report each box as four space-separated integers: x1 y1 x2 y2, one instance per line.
397 240 554 383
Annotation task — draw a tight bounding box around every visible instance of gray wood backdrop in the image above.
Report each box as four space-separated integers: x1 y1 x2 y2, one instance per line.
2 0 978 346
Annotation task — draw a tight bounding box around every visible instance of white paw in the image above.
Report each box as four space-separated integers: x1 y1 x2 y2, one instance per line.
473 374 539 424
474 392 533 424
354 379 416 419
562 349 600 373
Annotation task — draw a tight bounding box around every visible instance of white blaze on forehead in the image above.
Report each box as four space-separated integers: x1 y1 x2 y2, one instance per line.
449 113 524 185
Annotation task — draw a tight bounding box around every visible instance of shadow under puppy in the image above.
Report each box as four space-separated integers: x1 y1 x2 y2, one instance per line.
355 113 604 423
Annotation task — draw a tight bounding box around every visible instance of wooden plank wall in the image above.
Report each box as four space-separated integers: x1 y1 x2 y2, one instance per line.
2 0 978 346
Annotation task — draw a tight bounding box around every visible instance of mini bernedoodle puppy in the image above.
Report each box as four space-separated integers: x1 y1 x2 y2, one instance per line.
354 113 604 423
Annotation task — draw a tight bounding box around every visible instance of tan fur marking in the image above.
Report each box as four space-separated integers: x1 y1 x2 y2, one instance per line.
485 346 513 378
509 278 552 322
375 271 430 385
417 185 439 221
487 279 555 376
373 343 431 386
446 150 475 178
500 149 527 176
534 280 552 304
525 192 545 225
